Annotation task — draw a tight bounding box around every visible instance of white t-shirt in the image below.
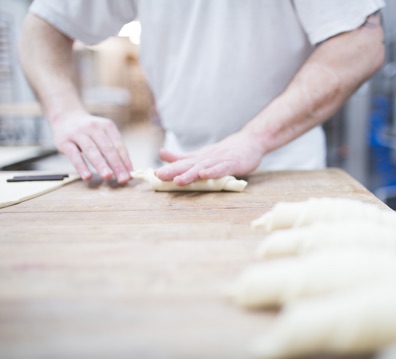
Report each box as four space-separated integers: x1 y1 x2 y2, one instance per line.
30 0 385 170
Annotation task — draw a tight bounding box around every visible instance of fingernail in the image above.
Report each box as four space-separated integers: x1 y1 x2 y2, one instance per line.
82 171 91 180
118 172 130 183
102 169 113 178
159 168 173 179
174 176 185 185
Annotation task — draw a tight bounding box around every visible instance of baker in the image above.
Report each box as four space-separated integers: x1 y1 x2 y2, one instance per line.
19 0 385 185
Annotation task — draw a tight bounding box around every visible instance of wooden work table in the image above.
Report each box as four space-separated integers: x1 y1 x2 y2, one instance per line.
0 169 390 359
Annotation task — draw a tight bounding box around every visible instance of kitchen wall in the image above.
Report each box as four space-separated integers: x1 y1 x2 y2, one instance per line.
0 0 38 144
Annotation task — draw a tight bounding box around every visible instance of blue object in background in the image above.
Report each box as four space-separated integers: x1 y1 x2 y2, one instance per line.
369 95 396 189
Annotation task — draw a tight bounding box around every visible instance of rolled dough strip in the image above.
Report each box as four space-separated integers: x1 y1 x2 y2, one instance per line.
229 250 396 309
131 168 247 192
251 197 396 232
251 282 396 358
0 172 80 209
257 221 396 259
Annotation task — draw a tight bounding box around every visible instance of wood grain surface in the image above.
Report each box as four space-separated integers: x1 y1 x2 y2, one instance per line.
0 169 390 359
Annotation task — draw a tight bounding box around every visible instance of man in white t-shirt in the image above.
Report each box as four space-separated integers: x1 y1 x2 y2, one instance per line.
19 0 385 185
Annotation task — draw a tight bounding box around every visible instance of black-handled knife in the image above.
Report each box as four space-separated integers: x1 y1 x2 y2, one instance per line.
6 174 69 182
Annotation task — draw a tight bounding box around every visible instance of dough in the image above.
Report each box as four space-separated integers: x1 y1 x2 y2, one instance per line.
0 172 80 209
251 282 396 358
229 250 396 309
257 221 396 259
251 197 396 232
131 168 247 192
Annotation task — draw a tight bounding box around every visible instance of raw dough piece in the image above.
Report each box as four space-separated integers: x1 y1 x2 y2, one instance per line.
251 197 396 232
0 172 80 209
131 168 247 192
252 282 396 358
257 221 396 259
229 250 396 309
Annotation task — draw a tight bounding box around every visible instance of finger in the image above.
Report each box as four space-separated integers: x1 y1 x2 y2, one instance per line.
91 130 131 184
155 160 194 181
115 142 133 172
60 141 92 180
173 163 207 186
104 122 133 172
75 134 113 180
159 158 218 184
198 161 234 179
159 148 189 163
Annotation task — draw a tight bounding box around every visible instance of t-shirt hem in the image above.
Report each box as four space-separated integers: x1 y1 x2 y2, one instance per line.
29 2 107 45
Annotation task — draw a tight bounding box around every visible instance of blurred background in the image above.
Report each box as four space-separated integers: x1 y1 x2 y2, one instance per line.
1 0 396 208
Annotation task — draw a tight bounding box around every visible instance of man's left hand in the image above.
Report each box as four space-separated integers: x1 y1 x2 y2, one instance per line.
155 130 263 185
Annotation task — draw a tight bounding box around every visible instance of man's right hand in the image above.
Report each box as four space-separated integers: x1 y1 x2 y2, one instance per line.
19 14 132 185
53 112 132 184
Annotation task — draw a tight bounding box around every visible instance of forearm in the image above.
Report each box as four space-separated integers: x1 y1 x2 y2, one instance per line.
245 13 385 156
19 13 132 183
19 13 87 123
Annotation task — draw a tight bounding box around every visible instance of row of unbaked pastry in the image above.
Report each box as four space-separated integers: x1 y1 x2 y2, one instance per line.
229 197 396 359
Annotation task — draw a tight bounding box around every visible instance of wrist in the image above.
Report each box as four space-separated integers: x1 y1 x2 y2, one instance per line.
49 108 88 125
40 86 87 124
242 90 305 156
240 123 270 157
45 98 87 124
